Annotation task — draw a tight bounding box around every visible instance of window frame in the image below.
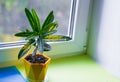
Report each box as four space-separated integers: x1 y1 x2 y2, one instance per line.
0 0 91 67
0 0 76 49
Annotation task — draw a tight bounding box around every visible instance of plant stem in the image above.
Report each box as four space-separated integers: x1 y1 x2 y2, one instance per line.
37 38 44 55
32 46 38 56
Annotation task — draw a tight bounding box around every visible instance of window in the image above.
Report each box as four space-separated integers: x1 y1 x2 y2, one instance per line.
0 0 91 67
0 0 72 42
0 0 78 49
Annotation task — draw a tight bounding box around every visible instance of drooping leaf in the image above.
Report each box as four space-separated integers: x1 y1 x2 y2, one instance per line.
18 39 35 59
20 46 31 58
43 43 52 51
25 8 36 32
44 35 72 42
42 11 54 29
32 9 41 32
42 22 58 33
14 31 33 37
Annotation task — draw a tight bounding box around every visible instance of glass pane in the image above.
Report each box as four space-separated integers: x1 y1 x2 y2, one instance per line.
0 0 72 42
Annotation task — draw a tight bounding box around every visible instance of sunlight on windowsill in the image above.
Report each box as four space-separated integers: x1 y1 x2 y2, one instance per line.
16 54 120 82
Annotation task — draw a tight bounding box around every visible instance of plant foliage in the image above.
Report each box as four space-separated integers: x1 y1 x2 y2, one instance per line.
15 8 72 59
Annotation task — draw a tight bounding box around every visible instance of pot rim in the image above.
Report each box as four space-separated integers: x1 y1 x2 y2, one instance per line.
23 54 51 66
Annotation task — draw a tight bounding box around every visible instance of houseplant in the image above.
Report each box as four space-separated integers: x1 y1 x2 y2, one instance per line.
15 8 71 82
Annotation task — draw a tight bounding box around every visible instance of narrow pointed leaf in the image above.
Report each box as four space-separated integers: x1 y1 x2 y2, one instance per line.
42 11 54 29
32 9 41 32
42 22 58 33
18 39 35 59
44 35 72 42
43 30 57 37
25 8 36 32
44 43 52 51
20 46 31 58
15 31 33 37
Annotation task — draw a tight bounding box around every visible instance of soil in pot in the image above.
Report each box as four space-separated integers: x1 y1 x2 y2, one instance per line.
25 54 48 64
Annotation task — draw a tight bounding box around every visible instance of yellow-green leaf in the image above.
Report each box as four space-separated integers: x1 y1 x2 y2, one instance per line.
42 22 58 33
18 39 35 59
44 35 72 42
43 30 57 37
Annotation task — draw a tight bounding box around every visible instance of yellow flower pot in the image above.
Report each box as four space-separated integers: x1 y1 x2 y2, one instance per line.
23 54 51 82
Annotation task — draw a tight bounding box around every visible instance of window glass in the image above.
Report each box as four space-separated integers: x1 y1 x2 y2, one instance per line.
0 0 72 42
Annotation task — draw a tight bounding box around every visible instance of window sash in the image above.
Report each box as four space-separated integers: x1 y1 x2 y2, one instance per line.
0 0 76 49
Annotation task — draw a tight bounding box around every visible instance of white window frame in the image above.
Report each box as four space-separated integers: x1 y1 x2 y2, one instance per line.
0 0 91 67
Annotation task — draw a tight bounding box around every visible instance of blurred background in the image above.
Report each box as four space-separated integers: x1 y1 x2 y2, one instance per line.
0 0 120 81
0 0 71 42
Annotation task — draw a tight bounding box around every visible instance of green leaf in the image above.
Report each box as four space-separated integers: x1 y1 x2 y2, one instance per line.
14 31 33 37
44 35 72 42
18 39 35 59
42 11 54 29
26 29 31 32
25 8 36 32
43 43 52 51
43 30 57 37
32 9 41 32
25 34 36 40
42 22 58 33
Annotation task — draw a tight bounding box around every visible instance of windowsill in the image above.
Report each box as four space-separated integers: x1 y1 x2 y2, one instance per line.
1 54 119 82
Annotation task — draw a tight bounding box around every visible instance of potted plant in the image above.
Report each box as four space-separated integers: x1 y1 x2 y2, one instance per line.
15 8 71 82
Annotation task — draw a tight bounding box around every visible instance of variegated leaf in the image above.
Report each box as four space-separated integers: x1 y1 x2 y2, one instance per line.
42 22 58 33
18 39 35 59
44 35 72 42
42 11 54 29
44 43 52 51
43 30 57 37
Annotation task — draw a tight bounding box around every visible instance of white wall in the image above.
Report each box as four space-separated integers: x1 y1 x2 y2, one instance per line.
87 0 120 78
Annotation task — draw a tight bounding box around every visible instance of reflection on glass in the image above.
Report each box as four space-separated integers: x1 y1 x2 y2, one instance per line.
0 0 72 42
